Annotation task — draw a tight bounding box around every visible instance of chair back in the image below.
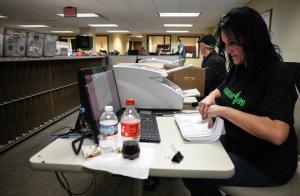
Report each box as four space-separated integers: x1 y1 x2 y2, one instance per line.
286 62 300 153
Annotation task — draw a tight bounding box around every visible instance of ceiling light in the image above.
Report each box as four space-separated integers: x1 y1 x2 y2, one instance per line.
107 30 130 33
0 15 8 18
164 24 193 27
77 13 99 17
57 13 99 18
51 31 73 33
88 24 118 27
159 13 200 17
166 30 189 33
18 25 49 27
136 35 143 38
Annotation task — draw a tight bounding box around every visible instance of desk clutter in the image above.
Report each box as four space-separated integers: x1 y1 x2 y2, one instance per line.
83 143 155 179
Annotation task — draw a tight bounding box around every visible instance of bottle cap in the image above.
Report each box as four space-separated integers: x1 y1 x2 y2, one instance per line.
126 98 135 105
104 105 113 112
79 107 86 113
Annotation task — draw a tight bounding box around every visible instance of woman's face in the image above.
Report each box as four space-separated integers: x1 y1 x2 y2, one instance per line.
221 31 246 65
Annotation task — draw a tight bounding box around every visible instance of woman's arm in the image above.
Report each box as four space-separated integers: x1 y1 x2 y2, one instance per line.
207 105 290 145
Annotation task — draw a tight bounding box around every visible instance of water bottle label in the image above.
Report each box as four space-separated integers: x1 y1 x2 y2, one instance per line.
121 121 140 137
99 124 118 135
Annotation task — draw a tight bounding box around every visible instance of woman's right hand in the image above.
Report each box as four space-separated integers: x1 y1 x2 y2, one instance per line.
198 95 216 119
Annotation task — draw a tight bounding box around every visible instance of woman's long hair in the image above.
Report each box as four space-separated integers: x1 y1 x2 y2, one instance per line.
216 7 282 82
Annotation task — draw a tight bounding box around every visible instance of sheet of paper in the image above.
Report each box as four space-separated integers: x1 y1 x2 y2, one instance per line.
83 143 155 179
183 88 200 97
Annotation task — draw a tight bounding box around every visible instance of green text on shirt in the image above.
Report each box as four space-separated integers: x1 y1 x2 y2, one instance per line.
223 87 246 107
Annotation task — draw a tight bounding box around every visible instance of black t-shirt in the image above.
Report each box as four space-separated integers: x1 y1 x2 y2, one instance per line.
203 51 227 97
217 62 298 184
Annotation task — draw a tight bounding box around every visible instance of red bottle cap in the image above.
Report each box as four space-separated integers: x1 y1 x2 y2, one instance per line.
126 98 135 105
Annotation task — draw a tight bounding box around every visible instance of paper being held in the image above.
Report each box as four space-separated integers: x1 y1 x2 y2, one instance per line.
183 88 200 97
174 113 224 142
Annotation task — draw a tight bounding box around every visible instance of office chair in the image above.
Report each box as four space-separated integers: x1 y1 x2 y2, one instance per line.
220 62 300 196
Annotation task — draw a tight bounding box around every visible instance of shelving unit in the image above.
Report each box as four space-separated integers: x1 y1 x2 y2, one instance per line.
0 56 107 152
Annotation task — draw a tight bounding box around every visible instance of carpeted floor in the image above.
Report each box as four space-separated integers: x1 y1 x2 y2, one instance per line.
0 111 190 196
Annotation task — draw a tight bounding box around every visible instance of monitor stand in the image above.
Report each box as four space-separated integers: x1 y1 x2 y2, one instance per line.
71 115 99 155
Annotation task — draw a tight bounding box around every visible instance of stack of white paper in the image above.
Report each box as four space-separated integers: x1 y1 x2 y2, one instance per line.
174 113 224 142
183 88 200 97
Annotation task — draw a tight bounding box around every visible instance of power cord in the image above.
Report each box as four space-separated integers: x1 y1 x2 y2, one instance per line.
51 127 81 140
55 171 96 196
51 126 74 136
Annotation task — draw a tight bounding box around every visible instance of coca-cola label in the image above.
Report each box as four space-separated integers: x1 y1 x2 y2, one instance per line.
121 121 140 137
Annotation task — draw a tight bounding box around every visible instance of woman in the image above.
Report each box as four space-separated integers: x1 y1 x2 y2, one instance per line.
183 7 298 196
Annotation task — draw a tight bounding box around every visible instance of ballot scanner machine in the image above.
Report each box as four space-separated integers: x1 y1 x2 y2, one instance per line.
113 63 184 110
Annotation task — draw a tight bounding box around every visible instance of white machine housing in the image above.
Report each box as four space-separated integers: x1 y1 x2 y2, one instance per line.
113 63 184 110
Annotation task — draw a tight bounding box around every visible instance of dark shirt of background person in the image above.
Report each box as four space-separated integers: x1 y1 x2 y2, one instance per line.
199 35 227 97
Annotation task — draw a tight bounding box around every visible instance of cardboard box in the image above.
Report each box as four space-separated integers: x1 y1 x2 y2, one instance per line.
167 66 205 97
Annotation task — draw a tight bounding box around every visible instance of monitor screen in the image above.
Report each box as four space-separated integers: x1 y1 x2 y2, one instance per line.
76 36 93 49
128 49 139 55
77 66 121 144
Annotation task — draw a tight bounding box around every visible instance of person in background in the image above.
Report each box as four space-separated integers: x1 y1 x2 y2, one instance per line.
139 46 148 55
177 39 186 66
183 6 298 196
199 34 227 97
156 47 163 55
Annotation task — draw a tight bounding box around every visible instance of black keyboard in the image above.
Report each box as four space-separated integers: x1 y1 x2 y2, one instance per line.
139 113 161 143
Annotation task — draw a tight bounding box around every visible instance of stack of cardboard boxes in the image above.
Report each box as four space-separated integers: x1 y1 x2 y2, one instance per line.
165 64 205 97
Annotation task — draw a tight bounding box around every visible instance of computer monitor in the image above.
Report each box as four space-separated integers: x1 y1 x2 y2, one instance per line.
128 49 139 55
76 36 93 50
76 66 122 144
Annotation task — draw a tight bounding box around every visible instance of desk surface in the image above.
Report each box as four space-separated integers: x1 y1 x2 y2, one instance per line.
30 99 234 179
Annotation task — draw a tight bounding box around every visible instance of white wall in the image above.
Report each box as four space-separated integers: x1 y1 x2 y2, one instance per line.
109 34 129 55
247 0 300 62
95 36 108 53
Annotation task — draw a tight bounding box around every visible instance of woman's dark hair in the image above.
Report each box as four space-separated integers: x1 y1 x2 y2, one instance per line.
215 7 282 82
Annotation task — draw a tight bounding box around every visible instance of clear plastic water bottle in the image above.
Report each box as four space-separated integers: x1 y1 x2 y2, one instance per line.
99 106 118 153
121 99 141 159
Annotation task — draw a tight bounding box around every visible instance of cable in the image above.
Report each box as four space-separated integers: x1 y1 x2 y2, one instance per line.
51 126 73 137
54 171 96 196
93 174 97 196
55 171 72 196
60 172 71 194
50 126 84 141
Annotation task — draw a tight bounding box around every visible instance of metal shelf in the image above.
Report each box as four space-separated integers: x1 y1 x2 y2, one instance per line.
0 106 80 153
